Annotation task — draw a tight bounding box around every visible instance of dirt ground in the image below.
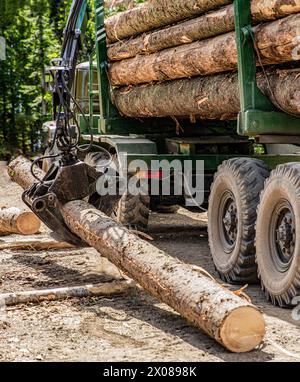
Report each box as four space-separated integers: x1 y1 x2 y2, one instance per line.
0 161 299 362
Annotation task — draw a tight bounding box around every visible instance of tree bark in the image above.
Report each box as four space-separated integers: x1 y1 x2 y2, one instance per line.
108 1 300 62
0 239 74 251
109 14 300 86
104 0 139 10
7 159 45 191
0 280 133 306
112 69 300 120
8 156 266 353
105 0 232 43
108 5 235 61
105 0 300 44
0 207 41 236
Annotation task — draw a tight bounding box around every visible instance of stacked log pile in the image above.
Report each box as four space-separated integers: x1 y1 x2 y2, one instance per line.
104 0 300 120
104 0 139 11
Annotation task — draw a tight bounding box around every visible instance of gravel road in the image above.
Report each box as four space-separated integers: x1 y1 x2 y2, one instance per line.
0 161 299 362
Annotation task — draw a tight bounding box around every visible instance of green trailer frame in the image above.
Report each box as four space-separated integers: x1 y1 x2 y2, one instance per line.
42 0 300 306
76 0 300 175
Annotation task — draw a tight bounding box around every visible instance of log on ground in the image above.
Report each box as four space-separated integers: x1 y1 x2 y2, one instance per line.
105 0 300 44
112 69 300 120
109 14 300 86
0 280 133 306
0 239 74 251
0 207 41 236
108 0 300 61
8 156 266 353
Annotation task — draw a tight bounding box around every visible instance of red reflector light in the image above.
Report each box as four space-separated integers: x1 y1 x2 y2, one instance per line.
136 170 163 179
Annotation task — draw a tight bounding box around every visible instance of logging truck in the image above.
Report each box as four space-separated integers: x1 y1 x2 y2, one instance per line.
34 0 300 308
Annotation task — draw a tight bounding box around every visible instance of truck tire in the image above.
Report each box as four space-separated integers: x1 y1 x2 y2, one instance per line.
85 151 150 229
256 163 300 307
208 158 269 284
115 194 150 228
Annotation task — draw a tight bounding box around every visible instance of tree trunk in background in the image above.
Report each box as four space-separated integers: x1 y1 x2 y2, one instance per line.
8 156 266 353
109 14 300 86
112 70 300 120
105 0 232 43
105 0 300 44
108 1 300 61
37 9 47 117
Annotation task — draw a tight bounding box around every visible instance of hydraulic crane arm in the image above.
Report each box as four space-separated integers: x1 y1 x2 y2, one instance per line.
22 0 102 244
52 0 89 119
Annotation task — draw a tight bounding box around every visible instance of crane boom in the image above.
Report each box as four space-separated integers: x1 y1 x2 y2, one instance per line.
21 0 100 244
52 0 89 118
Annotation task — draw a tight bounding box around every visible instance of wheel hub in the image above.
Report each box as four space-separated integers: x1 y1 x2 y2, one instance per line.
275 209 295 264
223 201 238 243
219 193 238 252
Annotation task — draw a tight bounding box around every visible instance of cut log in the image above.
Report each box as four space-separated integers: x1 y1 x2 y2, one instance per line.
0 207 41 236
108 1 300 61
0 280 134 306
8 156 266 353
104 0 139 10
112 69 300 120
105 0 232 43
105 0 300 44
108 5 235 61
109 14 300 86
7 159 44 191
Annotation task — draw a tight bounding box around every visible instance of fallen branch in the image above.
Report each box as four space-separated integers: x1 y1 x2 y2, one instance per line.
0 240 75 251
0 280 134 306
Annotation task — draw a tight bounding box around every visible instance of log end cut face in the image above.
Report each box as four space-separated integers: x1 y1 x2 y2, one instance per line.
16 212 41 235
220 306 266 353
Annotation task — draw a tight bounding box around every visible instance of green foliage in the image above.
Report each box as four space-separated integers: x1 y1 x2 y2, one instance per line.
105 0 146 16
0 0 140 158
0 0 61 158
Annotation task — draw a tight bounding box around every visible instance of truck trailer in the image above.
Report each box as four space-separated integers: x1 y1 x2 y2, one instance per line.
30 0 300 308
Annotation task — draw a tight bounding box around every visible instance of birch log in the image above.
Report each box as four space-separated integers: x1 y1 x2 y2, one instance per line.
0 207 41 236
8 156 266 353
109 14 300 86
112 69 300 120
108 1 300 61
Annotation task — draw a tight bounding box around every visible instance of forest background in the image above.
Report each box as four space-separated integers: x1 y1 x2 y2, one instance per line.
0 0 142 158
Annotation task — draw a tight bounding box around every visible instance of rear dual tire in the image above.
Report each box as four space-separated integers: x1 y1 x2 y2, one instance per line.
208 159 300 307
256 163 300 307
208 158 269 284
